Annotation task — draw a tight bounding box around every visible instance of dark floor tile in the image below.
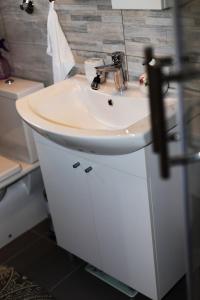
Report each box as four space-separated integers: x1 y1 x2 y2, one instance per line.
52 267 130 300
52 266 187 300
7 237 84 290
32 218 51 237
0 230 39 264
0 219 187 300
32 217 57 242
134 292 150 300
163 277 187 300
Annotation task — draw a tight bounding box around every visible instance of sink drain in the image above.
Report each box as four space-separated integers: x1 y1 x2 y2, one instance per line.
108 99 114 106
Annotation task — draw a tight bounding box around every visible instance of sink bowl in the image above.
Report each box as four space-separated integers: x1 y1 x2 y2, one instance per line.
16 75 176 155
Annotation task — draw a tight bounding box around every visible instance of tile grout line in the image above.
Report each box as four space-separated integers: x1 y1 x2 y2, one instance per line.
31 229 57 246
1 235 43 265
50 263 85 292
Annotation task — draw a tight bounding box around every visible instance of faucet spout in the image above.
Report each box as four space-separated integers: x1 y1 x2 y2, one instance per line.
95 63 118 74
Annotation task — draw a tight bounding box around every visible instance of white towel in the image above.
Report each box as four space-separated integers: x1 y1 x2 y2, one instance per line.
47 1 75 83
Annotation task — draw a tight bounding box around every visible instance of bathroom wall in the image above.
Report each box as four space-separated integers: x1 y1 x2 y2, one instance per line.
0 13 4 36
0 0 175 85
0 11 12 70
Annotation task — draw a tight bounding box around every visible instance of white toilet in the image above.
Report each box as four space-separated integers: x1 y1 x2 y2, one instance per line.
0 77 48 248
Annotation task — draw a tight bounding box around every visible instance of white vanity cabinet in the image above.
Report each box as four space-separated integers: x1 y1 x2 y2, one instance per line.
35 133 185 300
111 0 173 10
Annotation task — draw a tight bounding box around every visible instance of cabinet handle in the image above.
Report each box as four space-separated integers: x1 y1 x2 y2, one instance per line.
73 162 80 168
85 166 93 173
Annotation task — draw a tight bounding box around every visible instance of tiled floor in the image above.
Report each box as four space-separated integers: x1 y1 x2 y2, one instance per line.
0 219 187 300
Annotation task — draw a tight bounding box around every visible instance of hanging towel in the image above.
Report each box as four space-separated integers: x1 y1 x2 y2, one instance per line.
47 1 75 83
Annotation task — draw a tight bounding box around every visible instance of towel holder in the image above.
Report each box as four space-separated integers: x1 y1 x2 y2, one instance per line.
20 0 34 14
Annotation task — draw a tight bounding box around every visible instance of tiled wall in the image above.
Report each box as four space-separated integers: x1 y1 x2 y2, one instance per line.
0 0 175 86
0 14 4 36
0 13 12 70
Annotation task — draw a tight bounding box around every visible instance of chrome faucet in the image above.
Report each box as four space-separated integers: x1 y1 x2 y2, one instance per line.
91 51 128 92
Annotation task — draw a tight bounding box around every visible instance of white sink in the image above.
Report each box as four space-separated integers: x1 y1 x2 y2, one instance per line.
16 75 176 155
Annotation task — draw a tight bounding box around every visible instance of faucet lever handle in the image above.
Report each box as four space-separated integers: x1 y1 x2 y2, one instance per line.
91 74 101 90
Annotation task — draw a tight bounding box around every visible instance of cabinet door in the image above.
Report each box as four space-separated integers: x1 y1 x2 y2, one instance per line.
88 164 157 300
36 141 101 267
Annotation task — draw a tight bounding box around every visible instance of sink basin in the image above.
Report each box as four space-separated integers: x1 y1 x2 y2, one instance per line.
16 75 176 155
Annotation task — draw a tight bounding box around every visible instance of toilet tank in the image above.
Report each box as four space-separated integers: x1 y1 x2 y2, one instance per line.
0 78 44 163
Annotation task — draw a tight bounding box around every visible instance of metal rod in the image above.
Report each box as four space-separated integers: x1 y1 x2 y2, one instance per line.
170 152 200 166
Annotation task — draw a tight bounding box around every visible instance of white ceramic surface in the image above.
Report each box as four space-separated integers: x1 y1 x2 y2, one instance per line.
16 75 176 155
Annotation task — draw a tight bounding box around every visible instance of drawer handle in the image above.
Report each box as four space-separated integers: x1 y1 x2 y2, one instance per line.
73 162 80 168
85 166 93 173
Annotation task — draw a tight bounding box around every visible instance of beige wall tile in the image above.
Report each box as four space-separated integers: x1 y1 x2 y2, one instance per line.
0 0 197 85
